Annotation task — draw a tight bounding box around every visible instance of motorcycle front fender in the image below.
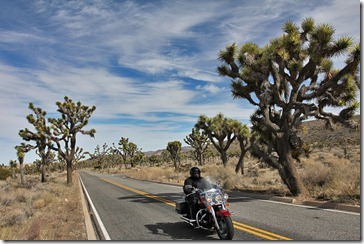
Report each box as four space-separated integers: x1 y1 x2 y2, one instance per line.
216 209 231 217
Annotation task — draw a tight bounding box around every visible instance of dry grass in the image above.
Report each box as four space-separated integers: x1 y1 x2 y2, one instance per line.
0 171 87 240
300 147 360 204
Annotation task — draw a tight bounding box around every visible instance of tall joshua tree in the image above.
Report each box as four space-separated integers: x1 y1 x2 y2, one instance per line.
217 18 360 196
196 113 237 167
19 103 54 183
49 96 96 185
184 127 211 166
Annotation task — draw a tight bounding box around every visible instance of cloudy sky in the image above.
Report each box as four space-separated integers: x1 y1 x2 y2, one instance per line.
0 0 360 165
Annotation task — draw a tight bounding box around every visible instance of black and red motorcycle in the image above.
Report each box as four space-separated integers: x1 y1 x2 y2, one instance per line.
175 181 234 240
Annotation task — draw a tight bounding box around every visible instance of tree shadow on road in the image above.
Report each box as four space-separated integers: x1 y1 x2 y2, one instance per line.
144 221 219 240
117 192 184 204
115 191 263 205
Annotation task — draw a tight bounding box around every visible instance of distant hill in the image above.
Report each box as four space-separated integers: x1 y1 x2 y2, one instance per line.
298 115 360 147
144 146 193 156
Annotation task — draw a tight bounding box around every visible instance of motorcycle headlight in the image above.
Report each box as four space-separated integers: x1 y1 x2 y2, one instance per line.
224 193 229 200
206 194 212 203
214 194 223 202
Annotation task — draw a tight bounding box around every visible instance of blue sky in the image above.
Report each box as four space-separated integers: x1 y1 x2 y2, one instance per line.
0 0 360 165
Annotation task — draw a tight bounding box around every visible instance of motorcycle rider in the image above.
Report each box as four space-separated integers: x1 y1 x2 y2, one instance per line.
183 167 212 219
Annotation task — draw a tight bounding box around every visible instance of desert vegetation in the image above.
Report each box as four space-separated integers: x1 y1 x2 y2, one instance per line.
0 171 86 240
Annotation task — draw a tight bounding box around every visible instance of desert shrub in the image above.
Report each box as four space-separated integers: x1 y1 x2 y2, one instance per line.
32 198 46 209
300 156 360 203
2 209 26 227
31 192 55 209
15 193 27 203
0 168 11 181
1 196 14 206
246 167 259 177
301 162 332 188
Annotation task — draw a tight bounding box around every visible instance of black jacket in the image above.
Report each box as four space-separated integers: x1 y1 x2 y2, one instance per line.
183 176 212 195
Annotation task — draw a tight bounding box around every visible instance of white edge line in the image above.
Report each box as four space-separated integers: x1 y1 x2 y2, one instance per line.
79 174 112 240
232 196 360 216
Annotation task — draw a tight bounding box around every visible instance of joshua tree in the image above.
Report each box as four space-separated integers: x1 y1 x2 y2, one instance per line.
184 127 211 165
92 144 110 170
231 121 250 175
166 141 182 170
15 143 33 184
196 113 238 167
148 154 161 167
9 160 17 180
49 96 96 185
217 18 360 196
113 137 142 168
114 137 129 169
19 103 54 183
132 151 145 167
126 142 142 168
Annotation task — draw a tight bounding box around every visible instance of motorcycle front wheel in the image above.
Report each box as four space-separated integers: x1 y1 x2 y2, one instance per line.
216 216 234 240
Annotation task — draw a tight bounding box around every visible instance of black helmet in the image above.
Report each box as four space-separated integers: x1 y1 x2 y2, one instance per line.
190 167 201 178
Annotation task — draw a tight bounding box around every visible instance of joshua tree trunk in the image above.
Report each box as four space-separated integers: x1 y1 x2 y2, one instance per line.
235 137 250 175
40 155 46 183
66 159 73 185
220 150 228 167
198 152 204 166
235 154 245 175
276 137 307 196
20 163 25 185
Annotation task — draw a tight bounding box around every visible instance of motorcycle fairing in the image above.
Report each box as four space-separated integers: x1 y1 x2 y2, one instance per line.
215 209 231 217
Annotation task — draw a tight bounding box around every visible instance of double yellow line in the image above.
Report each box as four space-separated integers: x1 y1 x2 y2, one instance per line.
101 178 176 207
233 221 292 240
100 178 292 240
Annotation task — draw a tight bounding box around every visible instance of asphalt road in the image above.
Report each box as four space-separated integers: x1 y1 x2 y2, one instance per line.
79 170 360 241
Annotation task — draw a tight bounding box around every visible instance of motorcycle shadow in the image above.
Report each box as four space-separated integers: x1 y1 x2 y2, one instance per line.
145 221 219 240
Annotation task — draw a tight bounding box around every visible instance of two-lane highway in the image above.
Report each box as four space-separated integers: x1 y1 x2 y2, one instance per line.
79 170 360 241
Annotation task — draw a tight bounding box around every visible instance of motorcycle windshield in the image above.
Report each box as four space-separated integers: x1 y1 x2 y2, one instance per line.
196 178 213 191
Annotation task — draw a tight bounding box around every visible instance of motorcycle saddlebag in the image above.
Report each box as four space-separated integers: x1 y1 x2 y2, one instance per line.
175 199 188 214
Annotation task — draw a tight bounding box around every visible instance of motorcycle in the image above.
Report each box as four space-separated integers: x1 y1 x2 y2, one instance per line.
175 181 234 240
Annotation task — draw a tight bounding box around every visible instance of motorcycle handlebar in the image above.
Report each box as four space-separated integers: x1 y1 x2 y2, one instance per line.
186 186 222 197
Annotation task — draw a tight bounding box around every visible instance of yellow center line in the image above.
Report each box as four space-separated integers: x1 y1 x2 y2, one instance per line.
101 178 176 207
100 177 293 240
233 221 293 240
